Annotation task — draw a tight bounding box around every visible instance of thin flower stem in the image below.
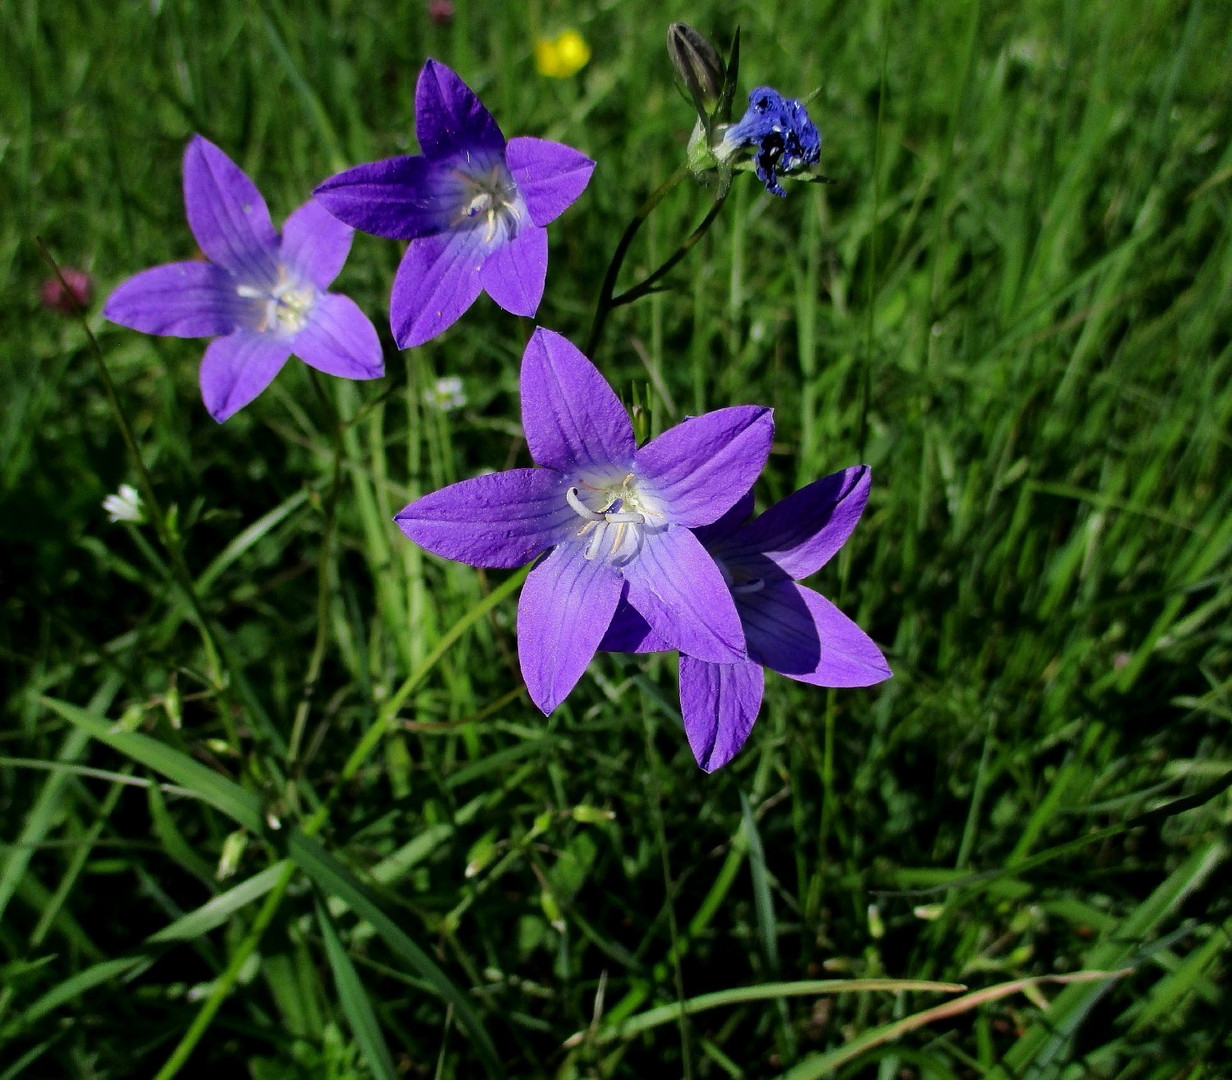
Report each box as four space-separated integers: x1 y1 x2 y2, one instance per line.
641 704 694 1080
586 166 688 358
588 161 734 359
611 192 728 312
858 18 890 463
587 168 686 354
36 240 243 749
286 371 346 784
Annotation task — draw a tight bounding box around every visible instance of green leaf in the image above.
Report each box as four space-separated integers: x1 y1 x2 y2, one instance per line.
2 957 146 1036
991 836 1228 1077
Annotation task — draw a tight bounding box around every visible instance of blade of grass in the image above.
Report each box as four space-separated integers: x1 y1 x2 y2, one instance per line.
39 696 264 833
288 831 503 1078
991 834 1228 1077
774 970 1129 1080
569 978 967 1047
314 894 400 1080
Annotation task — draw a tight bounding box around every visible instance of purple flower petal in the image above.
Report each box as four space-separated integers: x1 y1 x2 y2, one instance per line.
744 581 891 687
479 222 546 316
198 330 292 422
598 592 672 653
414 59 505 160
517 544 624 714
390 229 486 348
623 526 746 663
505 137 595 227
636 406 774 527
395 468 575 568
293 293 383 380
281 199 355 288
183 135 279 285
736 466 872 579
520 329 636 473
313 156 462 240
679 657 764 772
103 261 239 337
694 489 755 548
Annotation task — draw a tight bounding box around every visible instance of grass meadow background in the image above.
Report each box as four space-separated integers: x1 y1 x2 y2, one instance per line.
3 0 1231 1076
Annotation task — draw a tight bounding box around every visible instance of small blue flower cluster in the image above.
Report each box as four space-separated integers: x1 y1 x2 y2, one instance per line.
722 87 822 196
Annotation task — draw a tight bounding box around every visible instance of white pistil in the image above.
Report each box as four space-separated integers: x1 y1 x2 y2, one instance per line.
566 486 605 522
584 527 606 561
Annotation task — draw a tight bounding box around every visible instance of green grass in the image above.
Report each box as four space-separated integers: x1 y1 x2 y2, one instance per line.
3 0 1231 1077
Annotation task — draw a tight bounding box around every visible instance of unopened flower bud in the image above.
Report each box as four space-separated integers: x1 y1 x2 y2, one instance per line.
41 267 93 314
667 23 726 120
426 0 453 25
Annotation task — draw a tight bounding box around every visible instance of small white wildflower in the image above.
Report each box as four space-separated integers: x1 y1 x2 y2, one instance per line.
423 375 467 412
103 483 144 523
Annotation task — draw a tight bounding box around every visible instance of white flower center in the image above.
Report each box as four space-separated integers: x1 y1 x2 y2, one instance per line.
236 266 316 336
566 473 664 566
451 162 523 245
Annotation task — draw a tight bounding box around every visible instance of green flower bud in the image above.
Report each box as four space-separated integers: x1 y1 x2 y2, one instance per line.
667 23 726 123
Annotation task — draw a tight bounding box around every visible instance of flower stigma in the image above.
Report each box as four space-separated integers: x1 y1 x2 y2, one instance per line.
236 266 316 336
566 474 663 566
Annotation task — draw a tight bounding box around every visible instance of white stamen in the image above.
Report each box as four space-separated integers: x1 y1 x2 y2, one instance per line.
584 527 605 561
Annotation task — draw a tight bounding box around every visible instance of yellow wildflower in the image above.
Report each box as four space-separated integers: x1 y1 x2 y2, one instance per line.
534 29 590 78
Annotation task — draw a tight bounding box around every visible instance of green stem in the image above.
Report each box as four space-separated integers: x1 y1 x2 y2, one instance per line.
286 371 346 781
37 240 243 749
642 704 694 1080
612 192 728 312
858 25 890 463
588 165 724 358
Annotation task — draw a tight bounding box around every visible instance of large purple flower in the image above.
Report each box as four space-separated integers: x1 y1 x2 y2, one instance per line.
602 466 891 771
104 135 383 422
395 328 774 714
313 60 594 349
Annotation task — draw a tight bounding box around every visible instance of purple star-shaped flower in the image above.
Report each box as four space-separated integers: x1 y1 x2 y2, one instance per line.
602 466 891 771
313 60 595 349
395 328 774 714
104 135 383 422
